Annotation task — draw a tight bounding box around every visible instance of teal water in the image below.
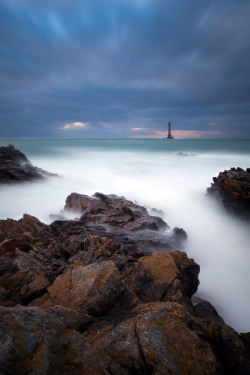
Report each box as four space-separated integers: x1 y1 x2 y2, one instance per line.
0 138 250 332
1 138 250 156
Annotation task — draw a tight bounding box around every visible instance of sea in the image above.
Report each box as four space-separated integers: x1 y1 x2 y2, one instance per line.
0 138 250 332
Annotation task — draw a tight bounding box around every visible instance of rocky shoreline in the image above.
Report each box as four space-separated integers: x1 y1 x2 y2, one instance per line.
0 147 250 374
1 192 250 374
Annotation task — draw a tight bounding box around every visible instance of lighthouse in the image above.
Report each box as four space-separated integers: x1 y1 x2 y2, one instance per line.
167 122 174 139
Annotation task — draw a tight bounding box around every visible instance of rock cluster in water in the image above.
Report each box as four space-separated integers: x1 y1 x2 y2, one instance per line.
0 144 57 183
0 148 250 374
207 167 250 220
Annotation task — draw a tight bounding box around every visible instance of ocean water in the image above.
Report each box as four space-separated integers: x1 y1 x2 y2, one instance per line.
0 138 250 332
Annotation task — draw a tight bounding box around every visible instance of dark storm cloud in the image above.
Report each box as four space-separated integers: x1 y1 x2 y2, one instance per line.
0 0 250 138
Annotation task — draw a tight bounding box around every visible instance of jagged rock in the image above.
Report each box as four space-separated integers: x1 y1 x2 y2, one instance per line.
45 261 126 316
0 215 146 307
65 192 168 231
207 168 250 219
0 305 117 375
83 301 250 375
0 269 50 306
1 192 250 374
63 192 187 253
67 234 141 269
0 145 57 184
122 251 199 312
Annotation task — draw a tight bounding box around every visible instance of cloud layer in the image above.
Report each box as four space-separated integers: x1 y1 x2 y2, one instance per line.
0 0 250 138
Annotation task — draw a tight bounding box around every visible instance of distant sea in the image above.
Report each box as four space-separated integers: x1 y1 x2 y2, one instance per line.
1 138 250 332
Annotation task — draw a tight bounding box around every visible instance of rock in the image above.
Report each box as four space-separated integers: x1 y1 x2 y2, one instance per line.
67 234 136 268
177 152 196 157
220 325 250 375
207 168 250 219
193 299 225 325
84 301 250 375
241 332 250 350
0 305 116 375
47 305 93 332
65 192 167 231
0 214 147 307
0 269 50 306
170 250 200 297
0 145 57 184
46 260 126 316
122 251 199 311
1 191 250 374
63 192 187 254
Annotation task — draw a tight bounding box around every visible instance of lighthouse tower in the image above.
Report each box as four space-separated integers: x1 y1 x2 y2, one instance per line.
167 122 174 139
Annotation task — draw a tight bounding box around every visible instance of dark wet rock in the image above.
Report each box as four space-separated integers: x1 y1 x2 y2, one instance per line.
64 192 187 254
207 168 250 219
193 299 225 325
241 332 250 350
0 145 57 184
65 192 167 231
220 325 250 375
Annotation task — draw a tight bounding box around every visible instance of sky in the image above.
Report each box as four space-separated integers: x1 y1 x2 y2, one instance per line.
0 0 250 139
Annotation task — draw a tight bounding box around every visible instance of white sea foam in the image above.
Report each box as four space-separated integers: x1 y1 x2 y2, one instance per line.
0 143 249 332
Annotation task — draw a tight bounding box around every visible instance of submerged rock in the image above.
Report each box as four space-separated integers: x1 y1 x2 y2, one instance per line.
176 152 196 157
0 145 57 184
207 168 250 220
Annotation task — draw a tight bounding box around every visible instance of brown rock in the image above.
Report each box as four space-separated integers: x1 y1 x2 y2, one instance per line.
0 305 117 375
84 302 225 375
207 168 250 219
47 305 93 332
68 234 134 268
0 269 50 306
47 260 126 316
123 251 199 311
